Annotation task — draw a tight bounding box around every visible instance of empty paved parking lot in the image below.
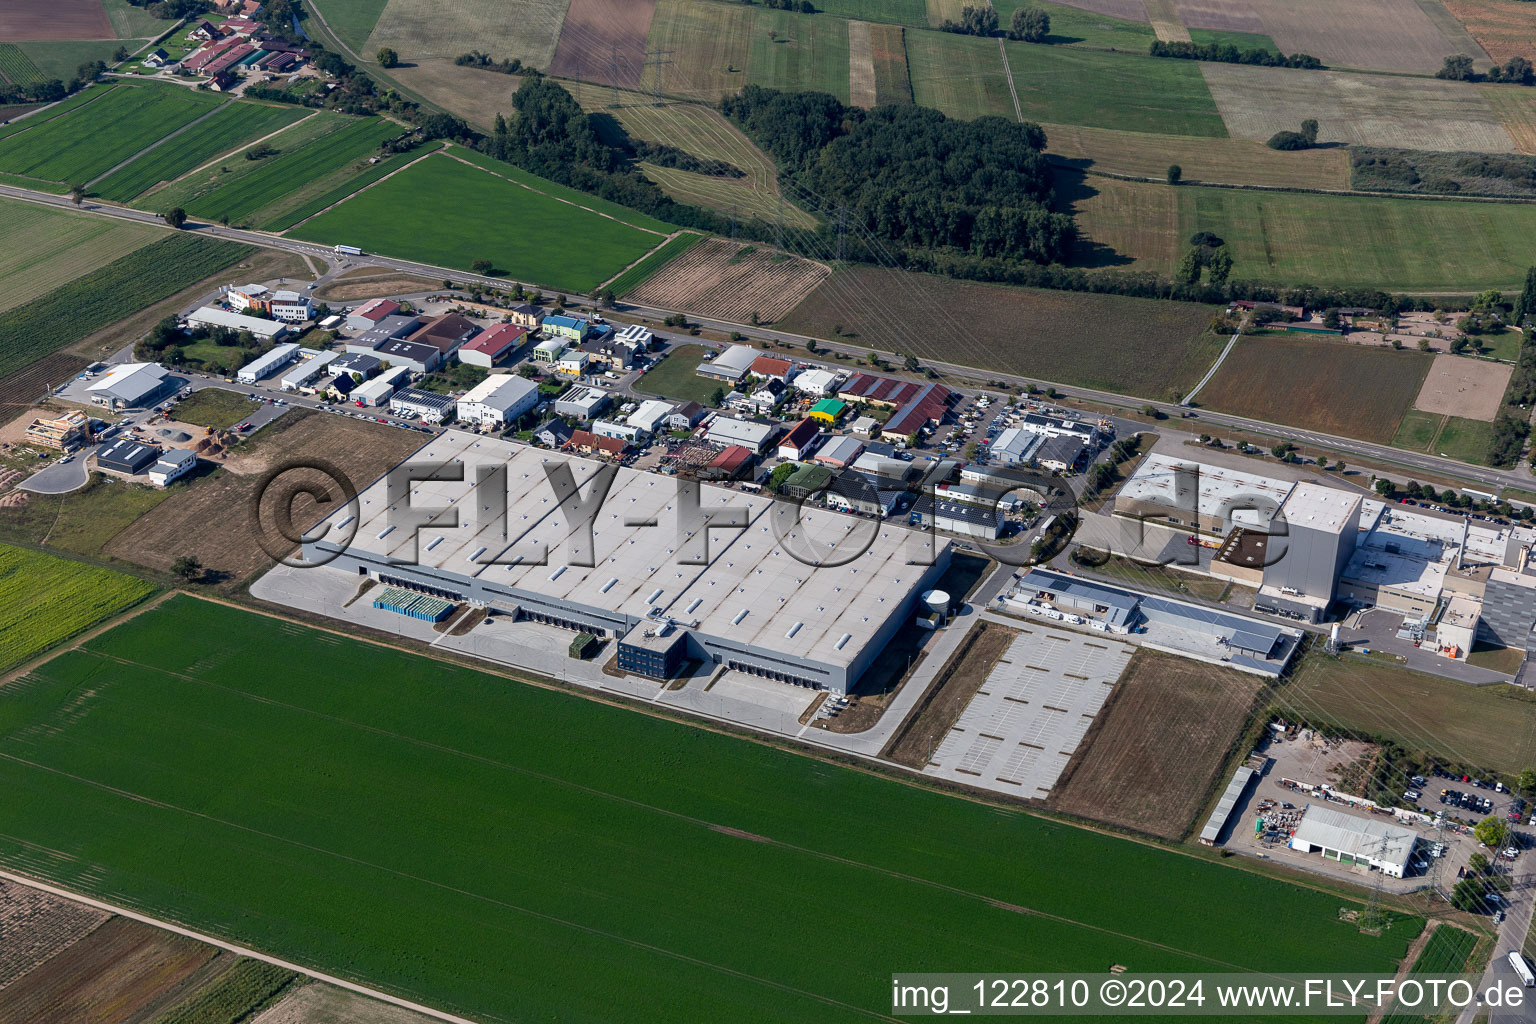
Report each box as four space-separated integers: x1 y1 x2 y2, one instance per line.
925 625 1134 799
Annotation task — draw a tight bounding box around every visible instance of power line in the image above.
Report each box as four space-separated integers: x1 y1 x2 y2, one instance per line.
642 48 674 105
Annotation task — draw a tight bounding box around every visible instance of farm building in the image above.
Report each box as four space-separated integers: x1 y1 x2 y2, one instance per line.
813 435 864 469
346 298 401 331
390 388 457 423
96 437 161 476
457 374 539 429
793 368 842 396
777 419 821 462
86 363 172 410
553 385 609 421
1288 806 1415 878
237 343 301 384
25 411 92 450
270 291 313 323
351 366 410 406
189 306 289 341
626 400 674 436
697 344 757 383
148 448 198 487
305 433 952 694
374 339 442 375
458 324 528 368
704 416 778 453
407 314 480 356
281 351 337 391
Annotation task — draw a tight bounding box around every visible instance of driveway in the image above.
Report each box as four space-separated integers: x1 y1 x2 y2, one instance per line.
19 451 93 494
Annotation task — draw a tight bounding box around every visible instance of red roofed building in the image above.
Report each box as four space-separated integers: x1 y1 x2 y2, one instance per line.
204 43 253 76
458 323 528 367
749 355 793 382
346 298 401 331
183 37 240 71
837 372 926 408
705 444 754 480
880 383 954 440
566 430 630 459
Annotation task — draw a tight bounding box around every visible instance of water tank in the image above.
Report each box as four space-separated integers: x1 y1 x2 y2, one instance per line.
922 589 950 614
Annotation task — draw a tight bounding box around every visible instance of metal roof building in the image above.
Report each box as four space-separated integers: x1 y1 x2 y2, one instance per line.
86 363 171 409
188 306 290 340
705 416 778 453
95 437 162 475
236 343 301 384
303 432 952 693
1199 765 1256 845
1289 806 1415 878
697 344 757 382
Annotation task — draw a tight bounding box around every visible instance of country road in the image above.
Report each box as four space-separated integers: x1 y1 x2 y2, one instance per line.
4 180 1533 495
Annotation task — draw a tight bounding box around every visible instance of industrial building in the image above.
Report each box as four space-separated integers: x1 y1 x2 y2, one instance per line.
269 290 313 323
1288 806 1415 878
1115 453 1295 537
457 374 539 429
1017 412 1101 446
346 298 401 331
777 419 821 462
351 366 410 406
703 416 778 453
95 437 161 475
458 324 528 367
909 494 1004 539
553 385 609 421
989 427 1044 465
303 433 952 693
813 435 864 469
346 315 420 355
280 351 337 391
86 363 172 409
406 313 480 356
330 352 381 380
188 306 289 341
542 313 592 342
373 338 443 375
792 368 842 396
626 400 674 436
237 343 301 384
1256 483 1363 622
389 387 457 423
592 419 647 444
696 344 757 383
148 448 198 487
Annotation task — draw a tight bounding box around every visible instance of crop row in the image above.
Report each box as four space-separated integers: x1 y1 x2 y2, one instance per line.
0 83 221 184
93 101 308 203
0 44 44 87
606 231 703 296
184 116 398 225
261 147 423 231
0 234 252 379
0 84 116 143
153 958 296 1024
0 543 155 672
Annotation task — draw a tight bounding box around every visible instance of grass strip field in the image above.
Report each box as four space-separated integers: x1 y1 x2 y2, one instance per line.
905 28 1017 119
1192 336 1430 443
0 234 251 380
17 40 133 82
1278 650 1536 774
169 116 397 226
869 22 912 103
812 0 927 24
1380 926 1479 1024
91 102 309 203
1391 409 1442 452
0 83 220 185
747 7 852 101
603 231 702 295
1044 123 1350 188
995 0 1156 49
635 342 726 404
0 543 154 673
136 110 350 211
309 0 391 53
450 146 679 233
101 0 167 38
0 171 68 193
0 44 45 86
778 265 1223 400
0 199 162 315
0 595 1421 1023
0 83 116 143
292 152 668 293
1431 414 1495 465
256 147 426 231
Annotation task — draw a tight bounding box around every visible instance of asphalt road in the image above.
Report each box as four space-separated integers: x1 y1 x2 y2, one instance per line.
5 180 1532 493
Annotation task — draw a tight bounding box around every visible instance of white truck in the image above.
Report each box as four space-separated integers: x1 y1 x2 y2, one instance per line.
1510 951 1535 988
334 244 363 256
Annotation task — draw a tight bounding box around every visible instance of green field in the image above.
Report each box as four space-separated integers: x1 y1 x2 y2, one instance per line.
260 147 424 231
0 82 220 185
748 7 852 101
16 40 131 81
1187 28 1280 53
1391 409 1442 452
812 0 928 25
1381 926 1480 1024
309 0 391 51
172 388 257 429
0 233 251 379
292 152 669 294
92 101 309 202
605 231 703 296
0 199 162 315
0 44 45 86
995 0 1156 50
450 145 679 234
0 595 1422 1023
0 543 154 672
1432 415 1495 465
161 115 398 226
138 110 351 210
102 0 169 38
636 343 727 404
0 83 116 143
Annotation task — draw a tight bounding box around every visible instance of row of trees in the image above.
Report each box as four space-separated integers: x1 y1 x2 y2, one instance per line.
939 5 1050 41
721 85 1074 263
453 51 526 75
0 58 111 105
1149 39 1321 69
1266 118 1320 151
1438 53 1535 84
120 0 209 19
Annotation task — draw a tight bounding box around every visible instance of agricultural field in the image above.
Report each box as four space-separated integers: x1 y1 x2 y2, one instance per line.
0 878 109 992
0 0 112 41
644 0 849 101
1200 63 1519 152
138 110 354 210
635 343 727 405
1043 122 1351 188
1446 0 1536 64
748 7 852 100
1479 84 1536 154
779 265 1223 400
1392 408 1443 452
627 239 831 323
102 412 428 583
815 0 927 23
364 0 571 69
904 28 1013 120
1178 0 1475 72
91 102 310 203
291 152 669 293
602 231 702 295
0 83 221 186
261 148 427 231
1059 171 1183 272
0 45 44 87
0 234 251 381
0 916 214 1024
0 200 161 315
0 477 172 559
1192 336 1432 443
0 82 113 144
308 0 391 53
869 22 911 103
0 354 87 422
1048 650 1265 840
252 982 443 1024
1430 414 1496 464
14 40 129 82
154 959 297 1024
0 543 155 672
1178 184 1536 290
1412 354 1510 421
449 145 679 231
101 0 166 39
1277 650 1536 775
847 20 875 107
0 595 1424 1023
548 0 656 87
157 115 398 228
1187 28 1278 52
995 0 1155 49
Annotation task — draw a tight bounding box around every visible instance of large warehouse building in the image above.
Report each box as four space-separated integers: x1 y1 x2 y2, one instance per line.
304 432 951 692
1288 806 1415 878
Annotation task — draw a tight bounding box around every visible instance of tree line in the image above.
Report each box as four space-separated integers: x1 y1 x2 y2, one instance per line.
940 4 1051 41
1149 39 1322 69
1438 53 1534 84
0 59 110 106
720 85 1074 263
